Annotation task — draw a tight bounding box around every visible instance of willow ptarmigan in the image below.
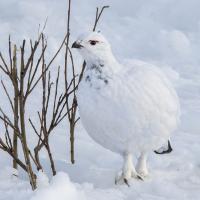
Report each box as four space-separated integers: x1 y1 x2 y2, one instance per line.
72 32 180 185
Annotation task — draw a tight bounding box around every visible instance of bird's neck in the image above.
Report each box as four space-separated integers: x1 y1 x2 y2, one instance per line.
85 52 121 75
82 53 120 88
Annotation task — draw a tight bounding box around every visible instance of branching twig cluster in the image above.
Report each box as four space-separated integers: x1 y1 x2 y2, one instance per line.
65 5 109 164
0 34 44 189
0 32 71 189
0 1 109 190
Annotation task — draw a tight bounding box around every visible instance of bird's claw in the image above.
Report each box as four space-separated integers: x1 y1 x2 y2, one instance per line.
115 176 130 187
115 170 144 186
124 178 130 187
136 174 144 181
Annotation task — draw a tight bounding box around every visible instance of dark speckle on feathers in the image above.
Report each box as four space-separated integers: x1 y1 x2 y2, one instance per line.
85 75 91 82
90 64 102 73
97 75 109 85
85 62 110 88
104 79 108 84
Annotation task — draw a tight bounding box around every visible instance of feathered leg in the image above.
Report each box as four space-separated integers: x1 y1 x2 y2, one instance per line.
115 152 143 186
136 152 149 178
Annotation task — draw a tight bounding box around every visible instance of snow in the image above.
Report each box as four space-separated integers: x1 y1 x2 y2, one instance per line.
0 0 200 200
31 172 86 200
36 171 49 189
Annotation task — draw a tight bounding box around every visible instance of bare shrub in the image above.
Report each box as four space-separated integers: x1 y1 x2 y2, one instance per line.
0 0 109 190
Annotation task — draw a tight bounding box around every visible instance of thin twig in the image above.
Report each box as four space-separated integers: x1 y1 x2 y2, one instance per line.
1 81 14 112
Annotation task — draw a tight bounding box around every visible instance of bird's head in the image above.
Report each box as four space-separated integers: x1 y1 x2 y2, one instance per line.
72 32 112 63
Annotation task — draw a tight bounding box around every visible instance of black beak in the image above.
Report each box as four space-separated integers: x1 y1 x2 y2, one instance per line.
72 41 83 49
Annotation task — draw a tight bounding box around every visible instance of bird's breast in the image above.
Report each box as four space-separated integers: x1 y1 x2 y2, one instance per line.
82 64 111 90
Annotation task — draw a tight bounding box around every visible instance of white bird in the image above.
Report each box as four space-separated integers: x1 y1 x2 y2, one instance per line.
72 32 180 185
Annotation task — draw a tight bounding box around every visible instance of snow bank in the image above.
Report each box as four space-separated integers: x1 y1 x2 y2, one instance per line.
0 170 124 200
0 167 33 200
31 172 86 200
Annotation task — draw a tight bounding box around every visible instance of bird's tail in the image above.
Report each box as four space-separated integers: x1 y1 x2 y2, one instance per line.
154 140 173 154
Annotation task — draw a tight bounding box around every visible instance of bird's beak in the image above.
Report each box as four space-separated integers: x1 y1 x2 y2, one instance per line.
72 41 83 49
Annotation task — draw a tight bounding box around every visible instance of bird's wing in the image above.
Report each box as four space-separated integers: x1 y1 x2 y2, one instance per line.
115 59 180 133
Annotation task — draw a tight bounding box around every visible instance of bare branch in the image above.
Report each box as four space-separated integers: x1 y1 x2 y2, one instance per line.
0 138 27 172
0 52 10 74
28 34 68 95
92 6 109 31
1 80 14 113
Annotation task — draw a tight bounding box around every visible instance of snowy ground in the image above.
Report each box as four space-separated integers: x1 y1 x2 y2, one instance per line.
1 0 200 200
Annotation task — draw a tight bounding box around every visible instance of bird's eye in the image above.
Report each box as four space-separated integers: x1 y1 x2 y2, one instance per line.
89 40 98 46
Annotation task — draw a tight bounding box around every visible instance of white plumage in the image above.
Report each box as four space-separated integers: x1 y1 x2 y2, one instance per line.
72 32 180 184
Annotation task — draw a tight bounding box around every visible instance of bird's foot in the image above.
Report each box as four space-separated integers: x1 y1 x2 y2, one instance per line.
136 164 149 179
136 168 149 179
115 169 143 186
